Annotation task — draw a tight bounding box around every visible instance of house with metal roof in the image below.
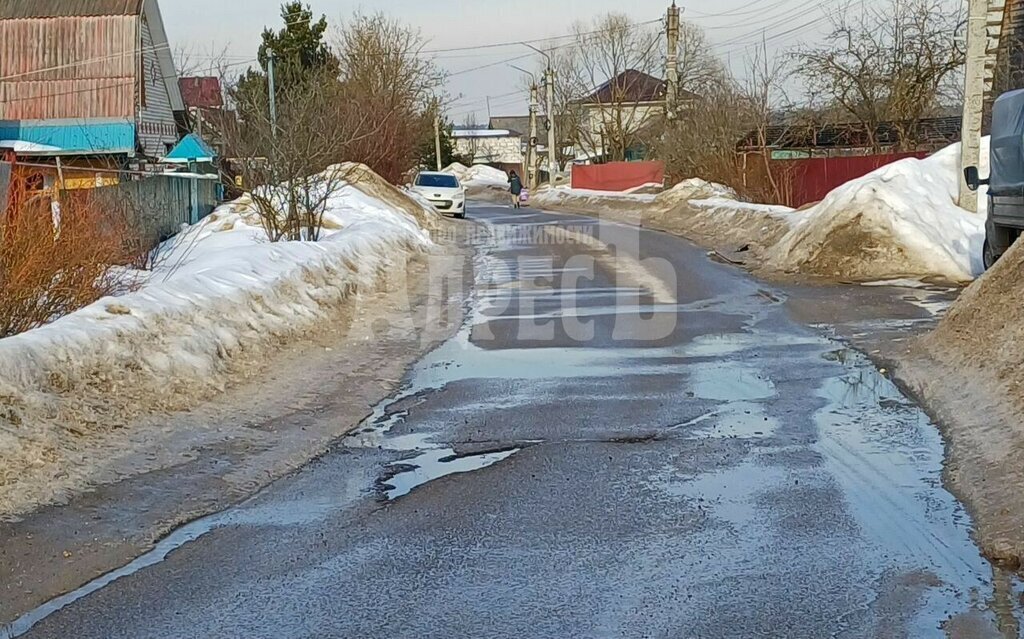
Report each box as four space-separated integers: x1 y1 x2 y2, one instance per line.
0 0 185 176
572 70 698 164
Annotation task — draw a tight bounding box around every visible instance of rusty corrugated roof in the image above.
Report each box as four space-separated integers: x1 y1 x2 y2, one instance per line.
0 14 138 120
178 77 224 109
0 0 143 19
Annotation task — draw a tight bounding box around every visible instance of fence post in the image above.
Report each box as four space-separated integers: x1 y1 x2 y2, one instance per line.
188 159 199 225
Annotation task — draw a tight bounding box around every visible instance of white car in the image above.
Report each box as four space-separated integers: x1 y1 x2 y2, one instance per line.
411 171 466 218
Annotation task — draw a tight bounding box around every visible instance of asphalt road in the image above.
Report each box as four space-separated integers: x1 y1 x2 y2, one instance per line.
8 204 1022 638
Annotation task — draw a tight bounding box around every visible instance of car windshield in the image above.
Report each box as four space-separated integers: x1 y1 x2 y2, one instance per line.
416 174 459 188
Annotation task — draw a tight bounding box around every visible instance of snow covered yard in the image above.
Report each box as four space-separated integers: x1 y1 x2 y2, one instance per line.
0 164 442 518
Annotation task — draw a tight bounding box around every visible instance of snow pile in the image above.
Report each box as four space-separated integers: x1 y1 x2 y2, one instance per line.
0 164 438 509
688 197 796 222
461 164 509 188
532 185 657 209
655 178 737 206
443 162 508 188
765 139 988 282
443 162 470 180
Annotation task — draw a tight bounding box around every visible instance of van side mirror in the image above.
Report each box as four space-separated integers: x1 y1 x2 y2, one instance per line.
964 166 988 191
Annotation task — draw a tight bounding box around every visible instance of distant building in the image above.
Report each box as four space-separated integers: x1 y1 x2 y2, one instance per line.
736 117 963 159
178 76 227 156
573 69 696 164
452 126 524 176
0 0 186 188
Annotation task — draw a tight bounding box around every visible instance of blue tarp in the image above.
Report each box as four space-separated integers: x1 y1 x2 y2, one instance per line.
0 118 136 155
163 133 217 163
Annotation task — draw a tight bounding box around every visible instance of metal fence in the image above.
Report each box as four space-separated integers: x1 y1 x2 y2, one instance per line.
64 173 218 246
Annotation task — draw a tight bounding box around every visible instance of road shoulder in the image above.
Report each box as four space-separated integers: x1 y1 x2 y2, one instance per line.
0 222 474 626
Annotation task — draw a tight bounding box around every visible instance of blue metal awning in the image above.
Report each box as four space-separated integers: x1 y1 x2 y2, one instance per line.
162 133 217 163
0 118 136 156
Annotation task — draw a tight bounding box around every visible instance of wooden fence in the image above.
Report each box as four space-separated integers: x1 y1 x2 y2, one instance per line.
64 174 218 246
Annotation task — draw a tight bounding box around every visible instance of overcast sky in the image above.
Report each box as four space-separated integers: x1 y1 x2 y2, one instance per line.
160 0 881 121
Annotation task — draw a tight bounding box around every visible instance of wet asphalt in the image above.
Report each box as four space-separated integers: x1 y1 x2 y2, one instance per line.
8 204 1024 638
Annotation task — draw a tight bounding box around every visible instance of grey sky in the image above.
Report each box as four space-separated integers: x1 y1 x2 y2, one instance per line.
159 0 862 121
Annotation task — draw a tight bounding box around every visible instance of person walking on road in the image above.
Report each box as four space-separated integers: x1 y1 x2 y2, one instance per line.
508 170 523 209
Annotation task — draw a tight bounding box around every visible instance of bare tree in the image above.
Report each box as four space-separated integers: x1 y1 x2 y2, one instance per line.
543 14 663 163
744 40 792 202
334 13 445 182
792 0 965 151
225 67 368 242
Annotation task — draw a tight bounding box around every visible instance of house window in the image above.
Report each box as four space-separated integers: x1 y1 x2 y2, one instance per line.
165 142 175 155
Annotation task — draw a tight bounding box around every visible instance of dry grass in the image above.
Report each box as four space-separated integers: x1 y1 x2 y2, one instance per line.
0 177 140 338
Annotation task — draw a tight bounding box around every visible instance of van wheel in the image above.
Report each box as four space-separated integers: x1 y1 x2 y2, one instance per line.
983 238 999 270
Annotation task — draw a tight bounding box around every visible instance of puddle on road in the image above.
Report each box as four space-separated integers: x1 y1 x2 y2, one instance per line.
689 361 776 401
382 447 521 500
687 401 779 440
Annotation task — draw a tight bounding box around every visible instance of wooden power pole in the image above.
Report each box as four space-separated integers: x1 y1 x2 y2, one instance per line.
959 0 988 212
666 2 680 120
544 67 557 184
528 83 540 191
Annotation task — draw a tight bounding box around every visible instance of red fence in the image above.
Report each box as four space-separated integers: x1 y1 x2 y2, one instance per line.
571 161 664 192
754 152 928 208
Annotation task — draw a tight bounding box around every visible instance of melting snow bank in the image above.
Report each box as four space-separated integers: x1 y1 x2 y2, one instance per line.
764 140 988 282
0 163 441 518
895 234 1024 566
497 140 986 283
444 162 509 199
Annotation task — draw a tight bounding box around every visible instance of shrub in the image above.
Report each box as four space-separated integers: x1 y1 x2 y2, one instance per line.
0 176 140 338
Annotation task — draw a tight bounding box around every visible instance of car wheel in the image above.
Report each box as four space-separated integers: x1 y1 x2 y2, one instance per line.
983 237 999 270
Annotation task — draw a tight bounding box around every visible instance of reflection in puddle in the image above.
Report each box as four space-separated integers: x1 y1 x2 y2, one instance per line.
383 448 521 500
689 361 776 401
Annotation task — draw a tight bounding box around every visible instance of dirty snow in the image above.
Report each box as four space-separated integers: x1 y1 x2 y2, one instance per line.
654 178 737 205
532 185 658 208
765 139 988 282
0 164 439 517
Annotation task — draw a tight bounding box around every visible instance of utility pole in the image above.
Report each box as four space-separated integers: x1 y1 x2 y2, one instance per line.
544 66 557 185
267 51 278 139
433 100 443 171
959 0 987 212
528 82 539 190
665 1 680 120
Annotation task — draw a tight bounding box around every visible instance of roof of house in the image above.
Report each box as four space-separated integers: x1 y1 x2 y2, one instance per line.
581 70 699 105
179 77 224 109
736 116 963 150
0 0 143 18
0 0 184 122
488 116 531 137
452 127 517 138
0 118 136 155
162 132 217 163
